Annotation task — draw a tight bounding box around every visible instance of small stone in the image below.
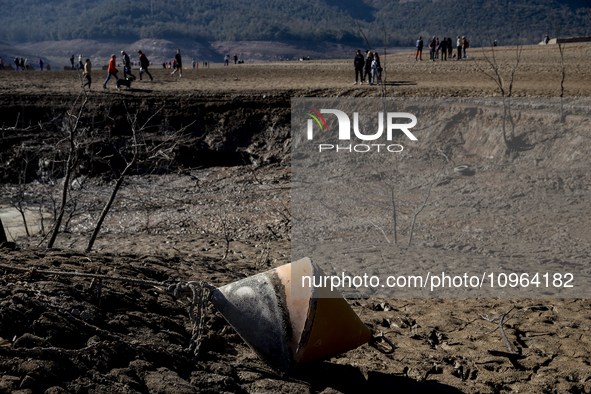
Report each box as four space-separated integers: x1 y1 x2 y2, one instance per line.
86 335 101 346
20 375 36 389
44 387 69 394
44 386 68 394
0 375 20 392
13 333 48 348
144 368 196 394
80 311 94 320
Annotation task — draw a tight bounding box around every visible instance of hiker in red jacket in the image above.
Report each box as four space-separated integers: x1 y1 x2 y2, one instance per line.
103 54 119 89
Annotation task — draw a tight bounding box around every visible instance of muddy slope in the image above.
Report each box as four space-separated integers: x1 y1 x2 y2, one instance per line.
0 94 292 184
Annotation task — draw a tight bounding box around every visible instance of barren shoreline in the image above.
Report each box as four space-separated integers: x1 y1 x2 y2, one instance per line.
1 43 591 393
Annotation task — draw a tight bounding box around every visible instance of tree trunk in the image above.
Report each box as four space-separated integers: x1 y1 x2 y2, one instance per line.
85 175 126 253
17 202 30 237
47 154 73 248
0 218 8 244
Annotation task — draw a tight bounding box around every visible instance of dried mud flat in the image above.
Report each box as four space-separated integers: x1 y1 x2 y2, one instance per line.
1 43 591 394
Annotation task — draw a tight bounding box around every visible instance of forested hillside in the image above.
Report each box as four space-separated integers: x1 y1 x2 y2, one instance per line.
1 0 589 46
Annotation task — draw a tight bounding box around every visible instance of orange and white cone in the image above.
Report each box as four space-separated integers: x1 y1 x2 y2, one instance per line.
210 257 372 371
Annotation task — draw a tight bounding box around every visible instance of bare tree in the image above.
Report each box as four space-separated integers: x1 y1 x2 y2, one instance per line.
127 186 164 234
475 30 522 153
85 106 187 253
37 196 47 236
61 176 95 233
216 208 232 261
554 17 566 123
408 171 439 246
1 147 44 238
47 93 88 248
355 154 401 244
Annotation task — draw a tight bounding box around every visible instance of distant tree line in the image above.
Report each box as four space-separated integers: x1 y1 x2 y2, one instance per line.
0 0 588 46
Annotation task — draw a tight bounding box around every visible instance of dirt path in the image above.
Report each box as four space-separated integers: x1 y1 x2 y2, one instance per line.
2 43 591 97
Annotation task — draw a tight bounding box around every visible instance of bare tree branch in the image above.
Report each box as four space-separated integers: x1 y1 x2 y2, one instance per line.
47 91 88 248
555 16 566 123
475 27 522 153
85 105 188 253
356 18 371 50
408 171 439 246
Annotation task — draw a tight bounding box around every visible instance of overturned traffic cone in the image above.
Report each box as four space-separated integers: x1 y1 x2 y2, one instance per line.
210 257 372 371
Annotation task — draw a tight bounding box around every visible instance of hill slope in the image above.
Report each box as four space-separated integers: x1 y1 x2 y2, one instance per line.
1 0 589 47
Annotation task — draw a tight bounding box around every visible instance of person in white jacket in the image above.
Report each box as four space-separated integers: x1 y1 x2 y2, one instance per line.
370 52 381 85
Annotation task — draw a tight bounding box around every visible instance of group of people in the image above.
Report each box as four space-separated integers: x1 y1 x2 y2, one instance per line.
352 35 471 86
14 57 26 70
100 48 188 89
223 54 240 66
415 36 469 61
70 55 84 70
79 49 154 91
353 50 382 86
0 56 47 70
13 57 27 70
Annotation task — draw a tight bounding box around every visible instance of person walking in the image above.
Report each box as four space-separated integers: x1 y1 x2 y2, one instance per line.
440 37 447 61
224 54 230 66
462 36 468 58
415 36 423 61
121 51 136 80
14 57 20 70
70 55 75 69
353 50 364 85
363 51 373 84
39 59 44 70
0 57 4 70
371 52 381 85
171 49 183 77
429 36 436 61
447 37 453 59
83 59 92 91
103 54 119 89
456 37 462 60
435 37 440 59
138 50 153 81
233 54 238 64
